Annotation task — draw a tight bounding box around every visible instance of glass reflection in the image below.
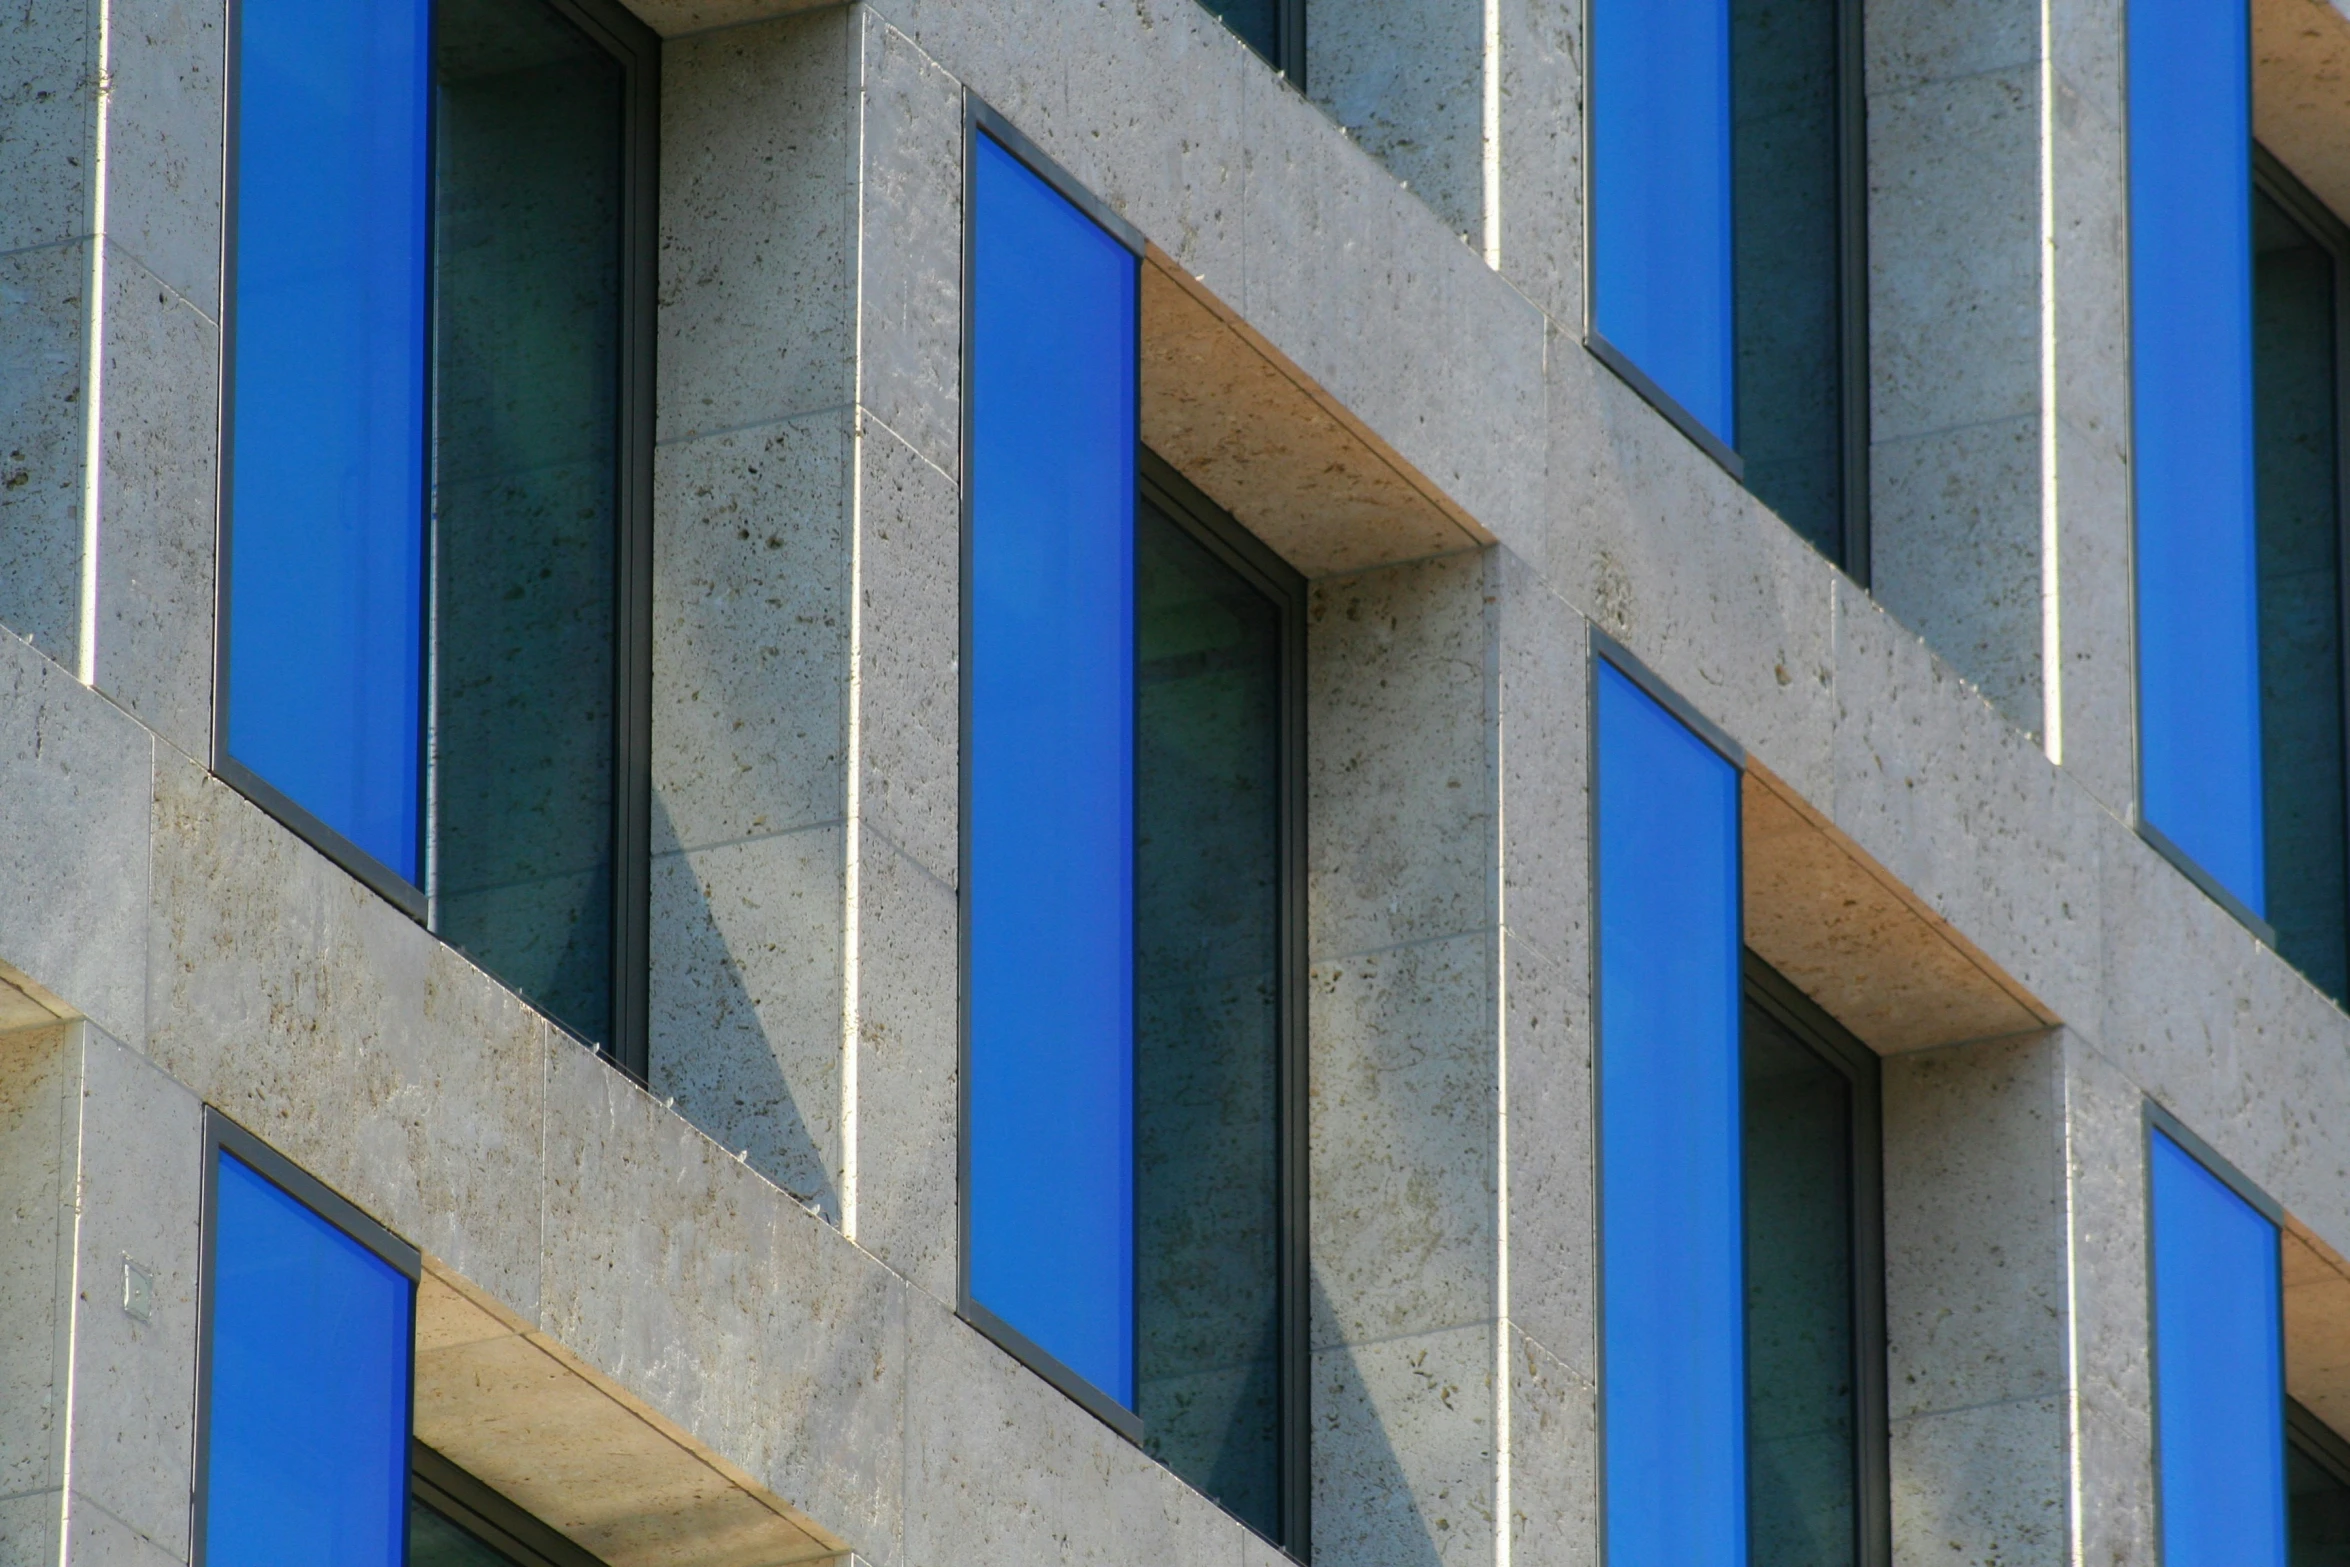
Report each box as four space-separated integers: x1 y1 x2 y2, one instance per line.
1134 496 1285 1541
410 1503 520 1567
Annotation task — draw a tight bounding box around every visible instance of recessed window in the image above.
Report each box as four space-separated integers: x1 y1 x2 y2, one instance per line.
219 0 657 1069
961 106 1308 1553
2289 1399 2350 1565
1588 0 1868 573
412 1446 612 1567
1192 0 1303 80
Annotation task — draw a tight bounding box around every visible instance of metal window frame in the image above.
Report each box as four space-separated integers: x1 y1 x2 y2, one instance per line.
1192 0 1306 86
1741 953 1891 1567
191 1109 424 1567
2140 1098 2289 1567
2249 144 2350 998
1137 448 1312 1561
212 0 659 1079
1586 628 1746 1567
2287 1394 2350 1492
1577 0 1873 581
412 1445 613 1567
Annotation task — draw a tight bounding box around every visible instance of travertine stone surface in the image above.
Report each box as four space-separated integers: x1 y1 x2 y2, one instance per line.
0 631 152 1050
2257 0 2350 225
2062 1035 2155 1567
92 249 217 760
1494 0 1583 328
0 1025 72 1521
1499 935 1591 1391
1506 1326 1596 1567
0 6 90 257
850 417 958 888
853 15 961 482
1307 0 1485 243
1310 1323 1497 1567
0 240 88 667
1889 1395 2070 1565
101 0 227 314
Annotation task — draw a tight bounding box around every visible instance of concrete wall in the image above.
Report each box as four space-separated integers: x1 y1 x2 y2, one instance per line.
2 0 2348 1564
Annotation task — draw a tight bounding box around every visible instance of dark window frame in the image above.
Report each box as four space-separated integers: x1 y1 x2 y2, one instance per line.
1195 0 1306 85
1577 0 1872 581
212 0 660 1079
954 94 1311 1555
192 1109 424 1567
1741 952 1890 1567
413 1444 612 1567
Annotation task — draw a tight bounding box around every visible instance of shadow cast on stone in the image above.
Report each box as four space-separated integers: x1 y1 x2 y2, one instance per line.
1307 1272 1448 1567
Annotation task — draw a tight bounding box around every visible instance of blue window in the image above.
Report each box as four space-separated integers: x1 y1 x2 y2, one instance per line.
1591 0 1868 572
1594 648 1746 1566
2129 0 2266 921
220 0 659 1067
2147 1120 2286 1567
196 1116 419 1567
962 111 1308 1551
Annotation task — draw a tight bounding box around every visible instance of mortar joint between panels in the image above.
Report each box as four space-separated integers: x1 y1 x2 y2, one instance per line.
1866 53 2046 101
1497 920 1581 975
654 400 860 451
1499 1319 1598 1388
1888 1386 2068 1425
100 237 221 329
849 403 957 491
853 823 955 898
1870 408 2041 453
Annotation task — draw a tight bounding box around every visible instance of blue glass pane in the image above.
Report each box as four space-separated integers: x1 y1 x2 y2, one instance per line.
2149 1129 2285 1567
1596 660 1746 1567
966 130 1141 1410
225 0 431 884
2129 0 2264 916
202 1151 413 1567
1592 0 1735 444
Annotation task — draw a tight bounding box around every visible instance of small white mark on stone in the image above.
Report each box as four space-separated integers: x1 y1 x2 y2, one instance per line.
122 1257 154 1322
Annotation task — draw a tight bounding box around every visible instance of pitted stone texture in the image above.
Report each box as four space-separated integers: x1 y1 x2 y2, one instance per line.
0 1025 73 1505
102 0 227 312
0 240 87 666
1495 0 1584 329
1868 65 2042 443
1311 1323 1497 1567
59 1497 183 1567
1310 932 1496 1348
1888 1395 2069 1565
1545 348 1840 804
2050 411 2136 818
2256 0 2350 230
0 6 90 256
1883 1034 2068 1421
852 418 958 888
648 824 844 1217
660 11 856 443
93 251 217 760
652 415 849 855
845 829 957 1307
1308 553 1495 962
62 1032 202 1559
1308 0 1485 243
144 753 547 1314
2062 1035 2156 1567
1500 936 1591 1385
1495 551 1588 968
1866 0 2038 95
0 633 151 1047
903 1301 1252 1567
1831 578 2102 1033
1506 1327 1596 1567
1868 415 2044 736
539 1040 898 1559
0 1488 62 1566
854 16 961 482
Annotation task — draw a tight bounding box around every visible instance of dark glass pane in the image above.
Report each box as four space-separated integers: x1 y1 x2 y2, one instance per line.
1195 0 1279 64
1743 999 1856 1567
1592 0 1736 444
2291 1425 2350 1567
202 1152 413 1567
225 0 431 882
2254 189 2348 1000
2149 1128 2288 1567
966 130 1142 1407
2130 0 2266 914
1732 0 1843 560
1134 500 1284 1540
410 1502 519 1567
1595 660 1746 1565
430 0 625 1046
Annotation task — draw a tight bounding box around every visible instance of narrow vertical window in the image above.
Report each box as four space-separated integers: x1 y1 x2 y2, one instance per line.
196 1116 420 1567
220 0 657 1067
1591 0 1867 571
2129 0 2266 918
2252 154 2350 1002
2288 1401 2350 1566
1743 963 1888 1567
963 118 1144 1426
2148 1120 2287 1567
1134 458 1306 1550
1594 645 1745 1566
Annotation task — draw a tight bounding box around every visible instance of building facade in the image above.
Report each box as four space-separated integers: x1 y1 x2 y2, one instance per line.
7 0 2350 1562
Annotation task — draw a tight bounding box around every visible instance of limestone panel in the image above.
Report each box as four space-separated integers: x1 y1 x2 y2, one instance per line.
1494 552 1587 970
0 3 90 256
1495 0 1584 330
850 417 958 888
102 0 226 313
854 14 962 482
1888 1395 2069 1566
0 240 88 665
2256 0 2350 228
1499 935 1591 1387
0 1024 73 1505
1307 0 1485 243
659 11 856 443
2062 1035 2156 1567
1866 0 2038 96
647 824 844 1218
1505 1326 1596 1567
1309 1322 1497 1567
